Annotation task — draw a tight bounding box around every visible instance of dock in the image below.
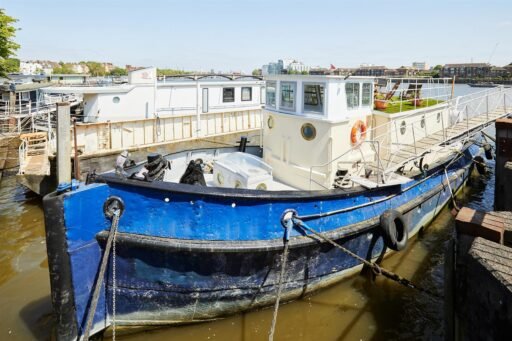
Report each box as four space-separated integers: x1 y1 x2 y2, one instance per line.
446 208 512 341
445 114 512 341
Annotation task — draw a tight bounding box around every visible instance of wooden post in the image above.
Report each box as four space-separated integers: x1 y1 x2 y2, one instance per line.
57 102 71 186
72 118 80 180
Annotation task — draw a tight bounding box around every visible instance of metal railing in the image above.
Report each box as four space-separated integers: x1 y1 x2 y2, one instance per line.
309 86 512 189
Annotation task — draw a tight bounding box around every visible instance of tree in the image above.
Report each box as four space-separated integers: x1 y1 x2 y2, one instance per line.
433 64 443 71
157 68 189 76
0 9 20 77
84 61 106 76
53 62 74 74
110 67 127 76
5 58 19 73
252 68 261 76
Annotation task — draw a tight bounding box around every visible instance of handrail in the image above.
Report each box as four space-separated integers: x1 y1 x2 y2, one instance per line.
308 86 512 189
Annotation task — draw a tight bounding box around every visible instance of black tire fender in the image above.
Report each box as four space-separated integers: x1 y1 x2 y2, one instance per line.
380 209 408 251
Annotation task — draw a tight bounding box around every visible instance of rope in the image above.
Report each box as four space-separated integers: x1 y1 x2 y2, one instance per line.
268 220 292 341
443 169 460 211
81 210 120 341
112 223 117 341
291 217 442 299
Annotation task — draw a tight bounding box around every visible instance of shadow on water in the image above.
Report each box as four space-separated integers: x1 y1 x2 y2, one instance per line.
19 295 55 341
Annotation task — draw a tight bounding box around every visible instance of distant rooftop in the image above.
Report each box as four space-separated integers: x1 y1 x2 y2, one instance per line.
443 63 490 68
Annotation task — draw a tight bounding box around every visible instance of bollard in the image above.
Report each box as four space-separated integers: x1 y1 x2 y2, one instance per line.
57 102 71 187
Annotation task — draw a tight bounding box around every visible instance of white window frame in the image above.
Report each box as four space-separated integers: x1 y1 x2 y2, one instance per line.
279 81 297 112
302 82 326 116
265 81 277 109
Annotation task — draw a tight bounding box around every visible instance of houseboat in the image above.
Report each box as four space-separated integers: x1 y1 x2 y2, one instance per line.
18 68 265 195
42 75 511 340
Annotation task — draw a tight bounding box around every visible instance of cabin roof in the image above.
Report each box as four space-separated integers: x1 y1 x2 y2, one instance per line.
264 74 374 82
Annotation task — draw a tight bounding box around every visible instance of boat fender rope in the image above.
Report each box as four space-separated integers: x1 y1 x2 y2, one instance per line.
81 198 123 341
287 214 442 299
443 168 460 212
268 211 293 341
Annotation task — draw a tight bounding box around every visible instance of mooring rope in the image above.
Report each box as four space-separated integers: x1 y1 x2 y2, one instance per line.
268 219 292 341
81 209 120 341
289 216 442 299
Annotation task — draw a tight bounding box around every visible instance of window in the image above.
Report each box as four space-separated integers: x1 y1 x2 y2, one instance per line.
345 83 360 109
223 87 235 103
21 92 30 101
241 87 252 101
362 83 372 106
400 121 407 135
202 88 209 113
303 83 324 114
112 96 120 104
301 123 317 141
266 82 276 108
280 82 296 111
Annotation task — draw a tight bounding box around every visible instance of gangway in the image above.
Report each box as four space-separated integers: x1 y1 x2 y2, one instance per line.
310 86 512 189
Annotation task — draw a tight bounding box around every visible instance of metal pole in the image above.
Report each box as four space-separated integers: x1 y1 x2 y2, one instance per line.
72 118 81 180
451 76 455 99
465 106 469 139
412 122 417 155
486 92 489 122
57 102 71 186
196 78 201 137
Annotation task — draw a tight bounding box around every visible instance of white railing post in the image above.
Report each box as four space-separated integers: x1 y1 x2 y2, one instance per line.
486 92 489 122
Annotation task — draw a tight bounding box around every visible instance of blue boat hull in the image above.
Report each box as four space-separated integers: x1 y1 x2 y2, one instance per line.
43 143 480 340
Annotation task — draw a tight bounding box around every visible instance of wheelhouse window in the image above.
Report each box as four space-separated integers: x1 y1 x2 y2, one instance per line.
280 82 296 111
223 87 235 103
303 83 325 114
266 82 276 108
345 83 360 109
362 83 372 106
241 87 252 101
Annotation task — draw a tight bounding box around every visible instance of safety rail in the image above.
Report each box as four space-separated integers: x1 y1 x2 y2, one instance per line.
309 86 512 189
375 77 453 113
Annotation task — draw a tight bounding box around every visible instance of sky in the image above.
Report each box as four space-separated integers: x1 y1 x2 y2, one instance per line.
2 0 512 73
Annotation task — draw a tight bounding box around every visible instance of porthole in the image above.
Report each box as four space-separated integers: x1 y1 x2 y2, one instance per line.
420 116 425 128
400 121 407 135
301 123 316 141
437 112 441 123
256 183 267 190
216 172 224 185
267 115 274 129
113 96 120 104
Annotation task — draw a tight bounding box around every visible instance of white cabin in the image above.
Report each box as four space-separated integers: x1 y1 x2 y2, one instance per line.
262 75 376 190
41 67 265 123
262 75 452 190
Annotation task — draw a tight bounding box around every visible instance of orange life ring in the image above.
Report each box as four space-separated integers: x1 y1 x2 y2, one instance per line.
350 120 367 145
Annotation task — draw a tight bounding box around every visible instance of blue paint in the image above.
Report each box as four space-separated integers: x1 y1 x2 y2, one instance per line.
54 144 480 336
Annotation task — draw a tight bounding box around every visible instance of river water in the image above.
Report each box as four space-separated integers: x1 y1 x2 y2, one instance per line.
0 84 496 340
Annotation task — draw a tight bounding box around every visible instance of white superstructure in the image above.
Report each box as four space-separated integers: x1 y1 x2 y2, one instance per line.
41 67 265 123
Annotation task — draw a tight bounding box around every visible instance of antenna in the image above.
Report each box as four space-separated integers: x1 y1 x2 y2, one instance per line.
488 43 499 64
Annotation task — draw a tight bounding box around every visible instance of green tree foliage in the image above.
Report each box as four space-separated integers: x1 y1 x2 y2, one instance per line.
84 61 106 76
53 62 74 74
110 67 127 76
157 68 189 76
0 9 20 77
5 58 19 72
252 68 261 76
